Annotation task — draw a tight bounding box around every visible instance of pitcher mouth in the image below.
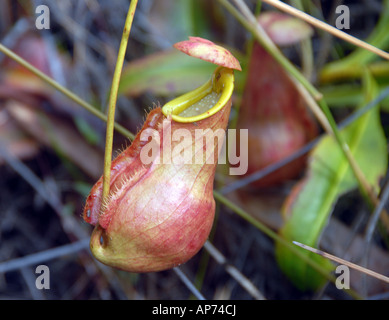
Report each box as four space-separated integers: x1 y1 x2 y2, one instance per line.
161 66 234 123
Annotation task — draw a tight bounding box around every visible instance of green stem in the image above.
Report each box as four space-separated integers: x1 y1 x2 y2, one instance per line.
219 0 322 100
0 43 134 141
102 0 138 202
212 191 362 299
200 180 360 299
290 0 314 80
0 36 364 297
219 0 389 229
0 3 367 297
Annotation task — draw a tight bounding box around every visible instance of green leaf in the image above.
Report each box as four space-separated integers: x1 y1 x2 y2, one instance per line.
320 0 389 83
119 49 214 97
74 116 100 145
119 48 246 97
275 72 388 291
320 82 389 111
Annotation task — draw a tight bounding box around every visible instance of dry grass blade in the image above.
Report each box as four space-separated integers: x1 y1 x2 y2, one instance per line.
365 178 389 245
2 0 388 300
261 0 389 60
219 86 389 194
293 241 389 284
362 179 389 287
0 42 134 140
173 267 206 300
229 0 389 231
0 239 90 274
204 241 266 300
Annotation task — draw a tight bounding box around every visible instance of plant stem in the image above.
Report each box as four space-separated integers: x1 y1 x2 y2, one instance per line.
219 0 322 100
0 43 134 140
0 33 365 298
0 1 378 296
212 191 362 299
293 241 389 284
290 0 314 80
101 0 138 202
261 0 389 61
220 0 389 229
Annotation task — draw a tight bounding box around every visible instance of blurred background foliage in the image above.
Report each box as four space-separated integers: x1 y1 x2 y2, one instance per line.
0 0 389 299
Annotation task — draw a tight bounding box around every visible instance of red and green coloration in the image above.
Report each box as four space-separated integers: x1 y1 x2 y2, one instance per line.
83 104 230 272
83 38 240 272
235 13 317 187
174 37 242 72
